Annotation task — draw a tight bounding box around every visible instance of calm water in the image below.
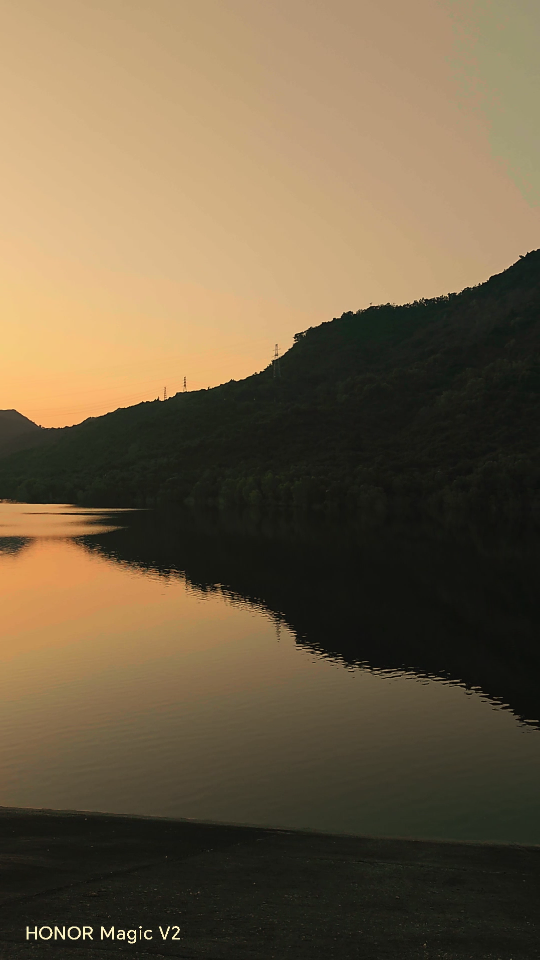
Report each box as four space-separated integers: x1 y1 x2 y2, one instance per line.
1 502 540 844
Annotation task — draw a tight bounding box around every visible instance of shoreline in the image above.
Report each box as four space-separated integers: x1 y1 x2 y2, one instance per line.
2 802 539 849
1 806 538 958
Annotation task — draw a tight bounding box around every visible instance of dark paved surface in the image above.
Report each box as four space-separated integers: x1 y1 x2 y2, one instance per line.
0 807 538 959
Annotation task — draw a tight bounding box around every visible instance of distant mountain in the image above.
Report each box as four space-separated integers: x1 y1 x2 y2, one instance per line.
0 410 49 458
1 249 540 531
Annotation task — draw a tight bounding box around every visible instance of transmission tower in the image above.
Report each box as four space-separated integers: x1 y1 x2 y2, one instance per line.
164 386 167 401
272 343 281 379
183 376 187 392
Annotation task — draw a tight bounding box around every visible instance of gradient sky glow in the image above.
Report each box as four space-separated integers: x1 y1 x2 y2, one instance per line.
1 0 538 426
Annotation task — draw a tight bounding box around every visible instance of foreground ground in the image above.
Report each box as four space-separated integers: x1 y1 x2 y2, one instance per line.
0 807 538 959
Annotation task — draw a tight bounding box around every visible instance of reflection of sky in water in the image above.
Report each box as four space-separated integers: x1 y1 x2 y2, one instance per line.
0 502 132 538
0 502 539 844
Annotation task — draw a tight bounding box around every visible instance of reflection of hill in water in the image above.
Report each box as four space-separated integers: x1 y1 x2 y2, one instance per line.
82 510 540 727
0 536 31 556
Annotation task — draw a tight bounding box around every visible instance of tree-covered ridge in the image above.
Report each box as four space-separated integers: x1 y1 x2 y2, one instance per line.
0 409 45 457
1 249 540 530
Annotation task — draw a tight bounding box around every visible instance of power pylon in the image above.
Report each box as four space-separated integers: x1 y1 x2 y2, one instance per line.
183 376 187 393
164 386 167 401
273 343 281 378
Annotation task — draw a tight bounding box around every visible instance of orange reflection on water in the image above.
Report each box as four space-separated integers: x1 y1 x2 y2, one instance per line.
0 502 126 538
0 533 295 725
1 504 540 844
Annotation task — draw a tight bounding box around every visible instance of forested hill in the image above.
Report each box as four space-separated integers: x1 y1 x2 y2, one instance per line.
1 249 540 529
0 410 47 457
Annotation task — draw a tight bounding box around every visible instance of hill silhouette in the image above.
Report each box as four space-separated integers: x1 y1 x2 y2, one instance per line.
1 249 540 530
0 410 49 458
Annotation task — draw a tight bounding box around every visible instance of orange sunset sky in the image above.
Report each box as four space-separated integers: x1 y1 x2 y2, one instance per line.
1 0 539 427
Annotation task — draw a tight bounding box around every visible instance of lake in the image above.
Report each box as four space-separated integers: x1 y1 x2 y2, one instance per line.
1 501 539 844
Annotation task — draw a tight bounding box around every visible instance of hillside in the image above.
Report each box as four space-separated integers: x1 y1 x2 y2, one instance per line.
0 410 49 458
1 249 540 530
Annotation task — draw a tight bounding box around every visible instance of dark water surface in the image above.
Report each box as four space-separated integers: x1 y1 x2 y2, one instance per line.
1 502 539 843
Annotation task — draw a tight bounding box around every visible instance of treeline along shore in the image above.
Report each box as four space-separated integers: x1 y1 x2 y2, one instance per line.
2 250 540 532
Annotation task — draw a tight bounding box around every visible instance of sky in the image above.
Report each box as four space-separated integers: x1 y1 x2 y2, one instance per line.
1 0 538 427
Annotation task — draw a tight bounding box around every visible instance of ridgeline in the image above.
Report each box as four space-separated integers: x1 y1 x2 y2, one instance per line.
2 250 540 530
0 410 46 458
